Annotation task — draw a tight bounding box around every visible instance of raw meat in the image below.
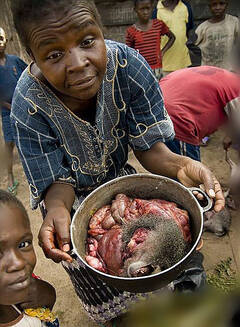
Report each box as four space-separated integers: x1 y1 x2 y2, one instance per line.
86 194 192 277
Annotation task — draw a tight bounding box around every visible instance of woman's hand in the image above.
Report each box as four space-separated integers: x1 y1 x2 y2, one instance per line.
177 159 224 212
39 183 75 263
134 142 225 212
38 206 72 263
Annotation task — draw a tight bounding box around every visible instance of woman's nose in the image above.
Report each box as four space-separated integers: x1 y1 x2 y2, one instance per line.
6 250 26 273
67 48 89 74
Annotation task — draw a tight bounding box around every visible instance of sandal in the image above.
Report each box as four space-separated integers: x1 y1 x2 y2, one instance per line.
7 180 19 196
200 136 210 146
7 185 17 196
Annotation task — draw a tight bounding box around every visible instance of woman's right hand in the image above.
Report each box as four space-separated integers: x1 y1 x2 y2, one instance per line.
38 205 73 263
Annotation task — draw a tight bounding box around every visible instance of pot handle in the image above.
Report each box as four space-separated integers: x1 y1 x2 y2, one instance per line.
188 187 213 213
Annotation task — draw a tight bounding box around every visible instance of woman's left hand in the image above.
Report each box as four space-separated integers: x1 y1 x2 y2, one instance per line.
134 142 225 212
177 159 225 212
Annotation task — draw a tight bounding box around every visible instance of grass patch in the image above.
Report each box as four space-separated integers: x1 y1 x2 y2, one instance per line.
207 257 238 293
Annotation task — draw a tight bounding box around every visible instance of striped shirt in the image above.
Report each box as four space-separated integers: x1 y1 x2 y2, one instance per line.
126 19 169 69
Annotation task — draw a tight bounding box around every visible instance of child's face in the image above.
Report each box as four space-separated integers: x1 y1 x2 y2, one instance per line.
0 205 36 305
29 7 107 103
0 28 7 54
135 0 153 23
209 0 228 18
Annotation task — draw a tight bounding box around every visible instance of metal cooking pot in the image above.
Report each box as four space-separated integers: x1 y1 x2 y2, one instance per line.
71 174 212 293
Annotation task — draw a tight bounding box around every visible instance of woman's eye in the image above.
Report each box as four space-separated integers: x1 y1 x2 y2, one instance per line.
81 38 95 47
19 240 32 249
46 52 63 60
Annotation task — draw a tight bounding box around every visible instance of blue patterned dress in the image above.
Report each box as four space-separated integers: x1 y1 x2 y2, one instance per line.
11 40 174 324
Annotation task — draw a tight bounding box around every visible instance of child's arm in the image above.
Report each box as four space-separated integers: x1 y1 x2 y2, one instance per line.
134 142 225 213
194 24 204 47
161 30 175 57
20 277 56 310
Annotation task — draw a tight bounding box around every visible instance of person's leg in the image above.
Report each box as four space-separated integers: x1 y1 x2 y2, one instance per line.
153 68 163 80
165 139 201 161
165 139 182 156
185 143 201 162
1 109 18 193
5 141 15 188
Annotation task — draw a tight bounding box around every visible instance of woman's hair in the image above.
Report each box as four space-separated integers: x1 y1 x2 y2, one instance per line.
0 189 28 220
11 0 103 50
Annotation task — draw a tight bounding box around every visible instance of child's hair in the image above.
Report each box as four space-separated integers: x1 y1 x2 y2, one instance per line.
134 0 154 6
0 189 28 219
209 0 228 4
11 0 103 50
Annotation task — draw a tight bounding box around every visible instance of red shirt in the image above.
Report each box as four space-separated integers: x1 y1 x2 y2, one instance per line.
126 19 169 69
160 66 240 145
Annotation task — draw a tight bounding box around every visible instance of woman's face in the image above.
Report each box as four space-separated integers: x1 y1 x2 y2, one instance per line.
0 205 36 305
28 7 107 103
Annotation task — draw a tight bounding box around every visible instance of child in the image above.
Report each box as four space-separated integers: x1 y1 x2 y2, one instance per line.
0 27 27 195
0 190 59 326
157 0 193 75
126 0 175 80
195 0 239 70
10 0 224 325
159 66 240 161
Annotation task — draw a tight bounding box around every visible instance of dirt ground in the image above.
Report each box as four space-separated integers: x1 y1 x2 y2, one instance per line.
0 128 239 327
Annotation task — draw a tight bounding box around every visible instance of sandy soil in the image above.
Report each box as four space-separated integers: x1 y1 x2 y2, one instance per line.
0 128 239 327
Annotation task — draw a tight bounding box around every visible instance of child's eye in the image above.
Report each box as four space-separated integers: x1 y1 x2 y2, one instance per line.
46 52 63 60
18 240 32 249
81 38 95 48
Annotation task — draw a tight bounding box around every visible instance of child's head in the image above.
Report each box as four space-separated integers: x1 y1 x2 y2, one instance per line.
134 0 154 23
209 0 228 20
0 27 7 54
0 190 36 305
11 0 107 103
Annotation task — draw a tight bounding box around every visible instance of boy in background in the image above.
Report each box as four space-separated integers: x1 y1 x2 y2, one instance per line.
126 0 175 80
157 0 193 76
0 27 27 195
195 0 239 70
160 66 240 161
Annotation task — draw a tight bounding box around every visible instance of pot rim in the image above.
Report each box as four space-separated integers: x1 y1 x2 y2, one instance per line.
71 174 204 281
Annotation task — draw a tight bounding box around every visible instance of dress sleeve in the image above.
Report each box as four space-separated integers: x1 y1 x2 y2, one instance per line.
125 27 135 48
126 47 175 151
11 99 76 209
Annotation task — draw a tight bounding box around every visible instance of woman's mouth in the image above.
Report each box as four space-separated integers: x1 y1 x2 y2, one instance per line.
69 76 96 90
